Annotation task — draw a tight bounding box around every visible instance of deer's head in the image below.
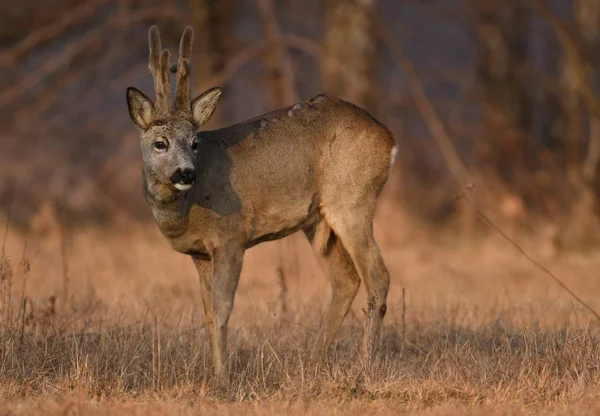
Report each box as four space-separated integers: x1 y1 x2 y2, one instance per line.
126 26 221 197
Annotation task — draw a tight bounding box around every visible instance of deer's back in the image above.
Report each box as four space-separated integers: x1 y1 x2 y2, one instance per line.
195 94 395 245
200 93 394 179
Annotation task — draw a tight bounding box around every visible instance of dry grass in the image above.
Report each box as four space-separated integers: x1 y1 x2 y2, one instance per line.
2 196 600 414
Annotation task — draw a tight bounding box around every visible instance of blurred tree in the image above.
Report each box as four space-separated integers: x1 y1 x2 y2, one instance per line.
257 0 297 107
570 0 600 185
0 0 81 46
550 0 600 248
474 0 532 191
189 0 235 127
321 0 379 111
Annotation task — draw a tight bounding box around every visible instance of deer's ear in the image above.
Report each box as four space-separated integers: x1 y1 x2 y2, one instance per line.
191 87 222 128
127 87 155 130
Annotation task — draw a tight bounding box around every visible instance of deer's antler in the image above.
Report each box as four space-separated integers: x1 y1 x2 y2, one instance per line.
175 27 194 118
148 26 172 117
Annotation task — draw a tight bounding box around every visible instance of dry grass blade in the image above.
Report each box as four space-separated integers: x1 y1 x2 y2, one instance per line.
474 209 600 323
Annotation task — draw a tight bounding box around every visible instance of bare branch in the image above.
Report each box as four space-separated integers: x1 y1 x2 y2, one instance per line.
0 27 104 109
0 0 111 67
182 36 320 94
0 6 186 111
374 23 472 188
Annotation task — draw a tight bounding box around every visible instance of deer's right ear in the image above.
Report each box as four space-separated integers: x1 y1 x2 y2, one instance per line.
127 87 155 130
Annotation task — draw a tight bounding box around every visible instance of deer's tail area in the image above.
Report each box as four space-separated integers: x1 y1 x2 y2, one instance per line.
312 216 333 256
386 127 398 176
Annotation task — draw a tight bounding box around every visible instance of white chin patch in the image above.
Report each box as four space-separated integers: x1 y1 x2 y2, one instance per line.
174 183 193 191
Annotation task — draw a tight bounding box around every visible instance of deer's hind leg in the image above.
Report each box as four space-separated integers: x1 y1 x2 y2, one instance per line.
324 210 390 361
304 220 361 353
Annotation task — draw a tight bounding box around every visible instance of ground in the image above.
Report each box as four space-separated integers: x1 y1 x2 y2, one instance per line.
2 189 600 415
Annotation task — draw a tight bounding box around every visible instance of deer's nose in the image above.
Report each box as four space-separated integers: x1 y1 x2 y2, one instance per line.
171 168 196 185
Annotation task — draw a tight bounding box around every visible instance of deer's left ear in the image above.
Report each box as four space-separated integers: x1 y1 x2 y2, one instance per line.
191 87 222 128
127 87 155 130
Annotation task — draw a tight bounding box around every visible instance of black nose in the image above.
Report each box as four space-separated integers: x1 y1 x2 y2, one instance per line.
170 168 196 185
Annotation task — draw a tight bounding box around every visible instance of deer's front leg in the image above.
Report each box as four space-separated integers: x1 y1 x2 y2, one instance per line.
195 244 244 386
192 255 215 360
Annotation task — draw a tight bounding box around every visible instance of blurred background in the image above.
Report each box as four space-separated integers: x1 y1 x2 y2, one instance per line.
5 2 600 407
1 0 600 250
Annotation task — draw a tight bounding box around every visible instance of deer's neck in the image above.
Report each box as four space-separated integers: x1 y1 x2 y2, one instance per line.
142 173 191 238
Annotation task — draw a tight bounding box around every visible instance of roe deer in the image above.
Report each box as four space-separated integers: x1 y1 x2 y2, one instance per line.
126 26 396 385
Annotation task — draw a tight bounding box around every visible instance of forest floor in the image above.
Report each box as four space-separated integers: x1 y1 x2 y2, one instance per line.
2 192 600 415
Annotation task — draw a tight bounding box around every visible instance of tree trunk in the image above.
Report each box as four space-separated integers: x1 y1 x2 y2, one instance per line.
558 0 600 250
321 0 378 111
474 0 532 190
189 0 235 127
576 0 600 184
256 0 297 108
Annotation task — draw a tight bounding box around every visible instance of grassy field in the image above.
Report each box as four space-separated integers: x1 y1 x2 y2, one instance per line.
2 194 600 415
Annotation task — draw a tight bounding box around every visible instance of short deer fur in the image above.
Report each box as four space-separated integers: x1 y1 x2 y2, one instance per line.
126 26 396 384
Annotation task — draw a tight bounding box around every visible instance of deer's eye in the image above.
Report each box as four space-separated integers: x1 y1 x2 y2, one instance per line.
191 141 198 152
153 140 168 151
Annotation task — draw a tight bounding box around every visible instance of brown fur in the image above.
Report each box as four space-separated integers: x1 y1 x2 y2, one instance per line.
126 26 396 386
